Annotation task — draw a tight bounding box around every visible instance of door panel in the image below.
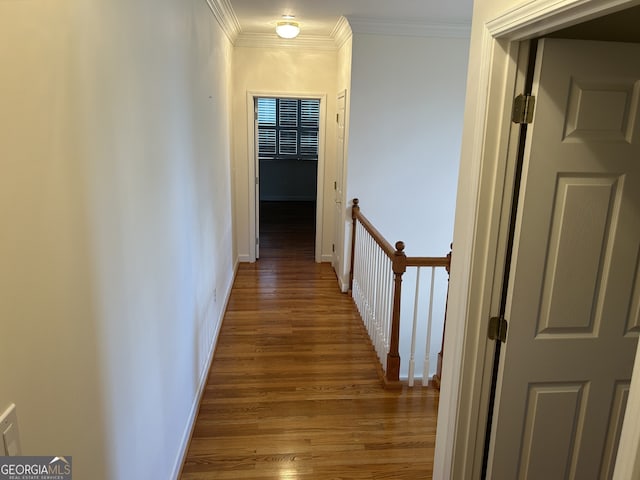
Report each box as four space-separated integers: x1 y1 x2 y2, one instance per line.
625 249 640 334
600 382 630 479
487 38 640 480
538 175 620 336
519 382 587 478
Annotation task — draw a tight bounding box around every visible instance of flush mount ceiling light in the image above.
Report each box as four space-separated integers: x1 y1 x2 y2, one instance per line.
276 16 300 39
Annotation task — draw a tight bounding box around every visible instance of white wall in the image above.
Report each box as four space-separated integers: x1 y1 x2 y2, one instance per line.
232 46 338 262
0 0 235 478
346 32 470 378
347 33 469 256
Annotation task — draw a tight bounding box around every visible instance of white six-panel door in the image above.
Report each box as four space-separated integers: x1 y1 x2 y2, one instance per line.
487 38 640 479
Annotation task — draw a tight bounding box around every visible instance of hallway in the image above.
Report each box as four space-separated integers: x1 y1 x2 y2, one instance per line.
180 202 438 479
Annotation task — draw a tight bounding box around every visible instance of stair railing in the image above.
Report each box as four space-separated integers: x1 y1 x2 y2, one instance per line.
349 198 451 389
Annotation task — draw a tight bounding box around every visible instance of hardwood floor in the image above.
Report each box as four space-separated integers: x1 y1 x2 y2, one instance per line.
180 201 438 479
258 201 316 259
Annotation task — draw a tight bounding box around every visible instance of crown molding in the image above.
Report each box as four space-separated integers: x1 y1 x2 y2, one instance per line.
204 0 241 43
347 16 471 38
235 32 339 51
235 16 352 51
331 16 353 48
486 0 634 39
203 1 468 48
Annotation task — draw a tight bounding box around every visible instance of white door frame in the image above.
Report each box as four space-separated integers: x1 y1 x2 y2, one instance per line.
246 91 328 263
333 89 348 291
435 0 640 478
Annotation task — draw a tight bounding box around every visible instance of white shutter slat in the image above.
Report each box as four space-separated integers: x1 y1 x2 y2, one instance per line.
279 130 298 155
300 100 320 128
258 129 276 156
300 131 318 156
279 99 298 127
257 98 276 126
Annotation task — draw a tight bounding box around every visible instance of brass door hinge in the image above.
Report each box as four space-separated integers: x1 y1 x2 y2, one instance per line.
488 316 508 343
512 94 535 124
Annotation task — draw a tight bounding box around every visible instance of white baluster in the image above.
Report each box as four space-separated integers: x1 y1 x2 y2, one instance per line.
354 224 362 312
384 256 391 363
423 266 436 387
362 230 369 329
368 242 374 348
372 245 378 354
383 257 392 371
408 267 421 387
374 246 385 357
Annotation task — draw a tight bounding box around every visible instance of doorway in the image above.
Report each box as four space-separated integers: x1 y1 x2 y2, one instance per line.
437 2 640 478
247 92 327 263
485 36 640 479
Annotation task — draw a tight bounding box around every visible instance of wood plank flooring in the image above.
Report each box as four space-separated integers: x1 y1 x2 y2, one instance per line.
180 201 438 479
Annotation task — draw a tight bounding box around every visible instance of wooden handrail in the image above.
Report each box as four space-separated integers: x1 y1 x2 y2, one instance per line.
351 199 396 258
349 198 452 388
406 257 451 268
351 199 450 268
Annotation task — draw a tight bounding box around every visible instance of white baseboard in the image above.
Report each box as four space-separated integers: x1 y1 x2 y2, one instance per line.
237 254 251 263
338 275 349 293
232 258 239 275
319 256 349 292
171 261 238 479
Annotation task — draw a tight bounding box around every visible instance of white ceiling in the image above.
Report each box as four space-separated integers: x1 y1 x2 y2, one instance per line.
227 0 473 38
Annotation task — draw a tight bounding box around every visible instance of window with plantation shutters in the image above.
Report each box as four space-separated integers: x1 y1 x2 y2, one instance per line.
257 98 320 160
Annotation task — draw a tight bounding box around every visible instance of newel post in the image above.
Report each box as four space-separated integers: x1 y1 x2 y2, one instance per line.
387 241 407 384
349 198 360 292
